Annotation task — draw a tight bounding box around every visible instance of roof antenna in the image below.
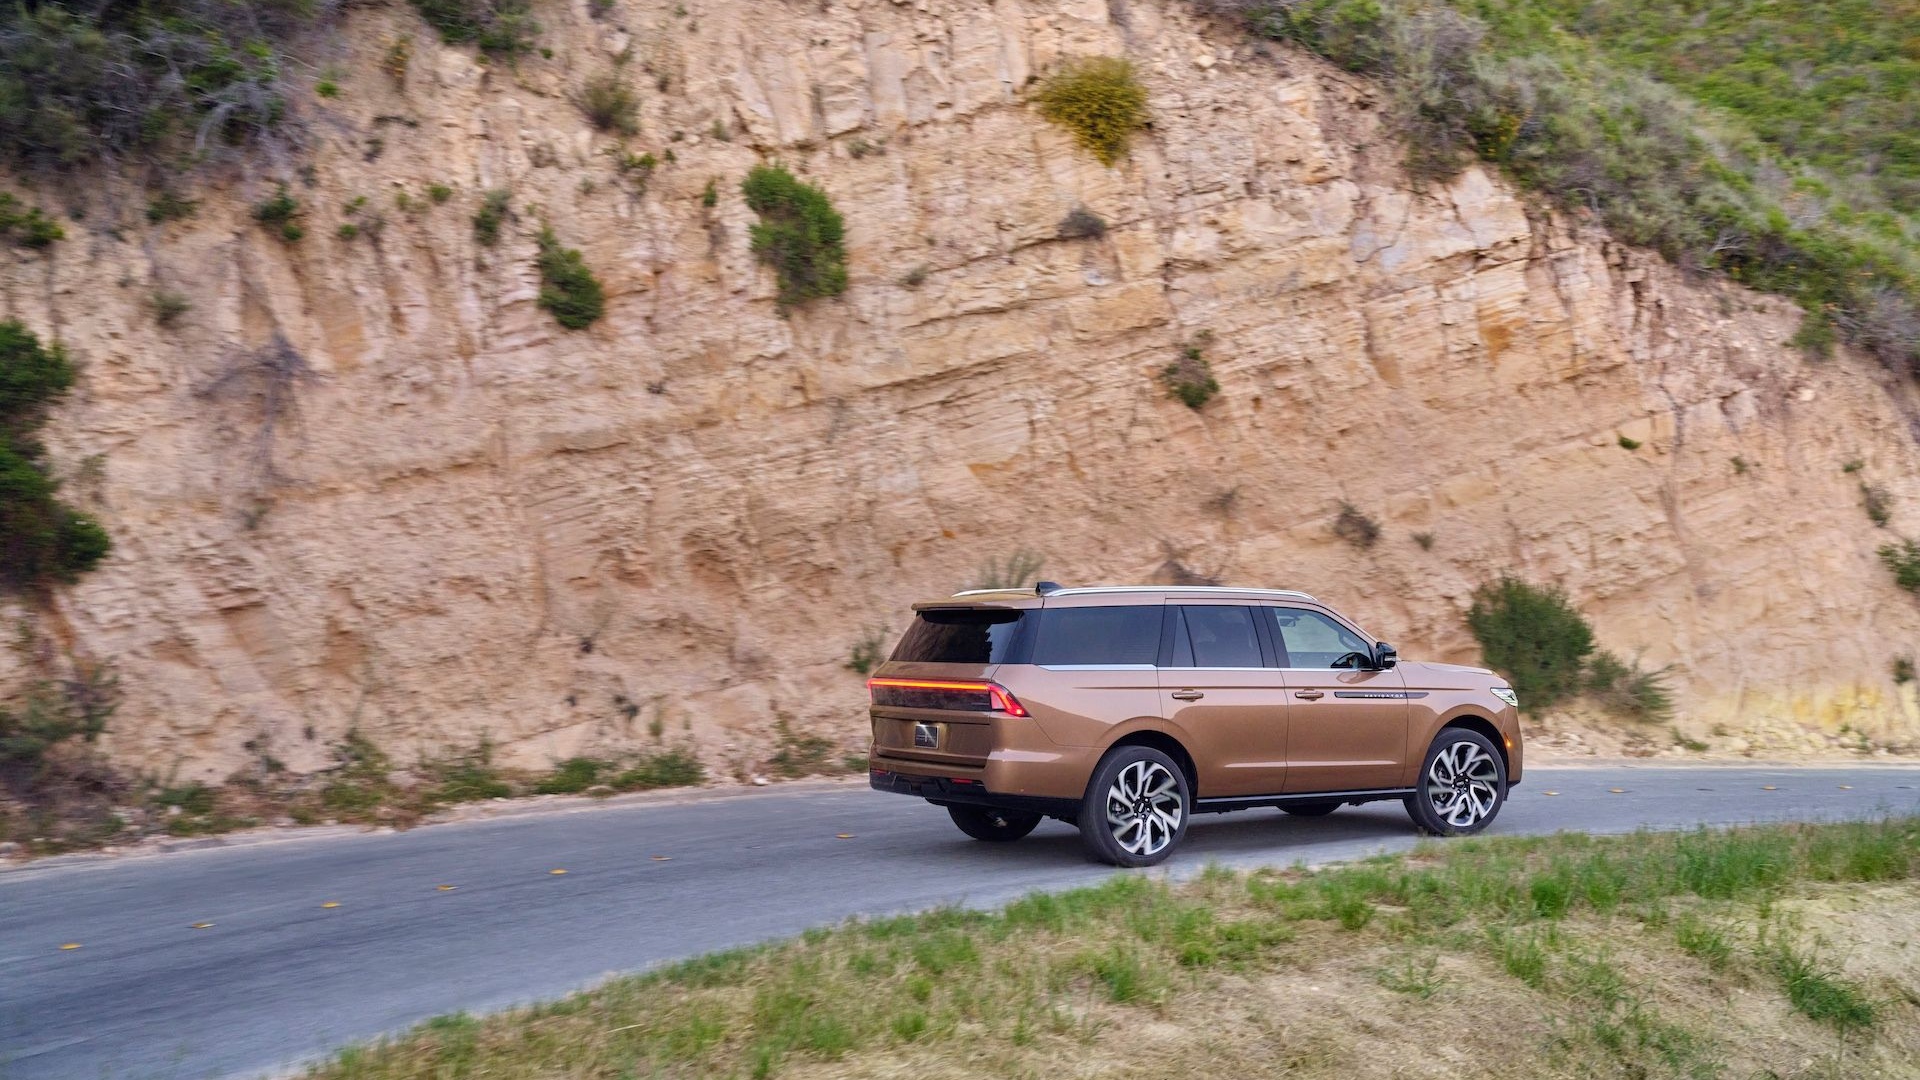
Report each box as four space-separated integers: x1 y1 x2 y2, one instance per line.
1035 581 1063 596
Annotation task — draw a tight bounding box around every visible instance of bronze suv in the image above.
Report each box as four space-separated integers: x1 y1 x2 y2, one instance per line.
868 584 1521 866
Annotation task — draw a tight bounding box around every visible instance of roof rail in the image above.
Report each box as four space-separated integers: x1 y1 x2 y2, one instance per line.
948 588 1029 598
1047 585 1319 602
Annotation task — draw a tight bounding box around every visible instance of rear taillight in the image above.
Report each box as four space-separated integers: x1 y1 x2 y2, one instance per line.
987 683 1029 717
867 677 1029 716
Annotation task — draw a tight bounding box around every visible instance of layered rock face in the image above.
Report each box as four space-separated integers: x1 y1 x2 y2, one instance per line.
4 0 1918 779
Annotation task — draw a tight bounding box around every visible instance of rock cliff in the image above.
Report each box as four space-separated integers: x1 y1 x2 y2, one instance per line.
5 0 1918 780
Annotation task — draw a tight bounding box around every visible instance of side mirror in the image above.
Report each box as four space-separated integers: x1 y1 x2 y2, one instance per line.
1373 642 1398 670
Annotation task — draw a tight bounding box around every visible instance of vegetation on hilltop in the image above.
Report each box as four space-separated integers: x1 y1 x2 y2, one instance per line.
1198 0 1920 376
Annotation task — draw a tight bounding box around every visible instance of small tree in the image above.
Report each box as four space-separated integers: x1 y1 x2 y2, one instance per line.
741 164 848 311
1466 577 1594 710
0 321 110 590
535 228 605 330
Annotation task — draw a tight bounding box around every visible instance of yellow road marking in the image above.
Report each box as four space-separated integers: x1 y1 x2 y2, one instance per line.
835 833 855 839
436 885 457 891
59 943 81 951
1761 785 1778 791
549 869 568 875
1542 790 1560 796
321 901 341 909
1839 785 1853 790
190 922 213 930
650 855 671 862
1608 788 1626 794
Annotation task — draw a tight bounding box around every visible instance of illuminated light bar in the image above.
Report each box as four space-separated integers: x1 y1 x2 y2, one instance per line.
867 677 1030 716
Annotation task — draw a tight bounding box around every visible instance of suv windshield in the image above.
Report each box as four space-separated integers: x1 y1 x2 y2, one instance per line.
891 608 1027 664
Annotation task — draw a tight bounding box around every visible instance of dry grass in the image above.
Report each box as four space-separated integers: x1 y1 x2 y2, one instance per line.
306 819 1920 1079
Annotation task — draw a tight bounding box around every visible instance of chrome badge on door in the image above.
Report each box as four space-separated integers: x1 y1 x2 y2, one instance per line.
913 722 939 748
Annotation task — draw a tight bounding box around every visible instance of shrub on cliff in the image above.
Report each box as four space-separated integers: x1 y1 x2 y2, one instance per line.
1034 56 1149 166
1160 340 1220 409
0 321 111 591
0 194 63 248
742 164 848 311
536 228 606 330
1467 577 1593 710
406 0 537 54
1194 0 1920 379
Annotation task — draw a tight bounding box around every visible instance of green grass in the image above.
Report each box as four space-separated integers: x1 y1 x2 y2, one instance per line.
298 818 1920 1079
1200 0 1920 377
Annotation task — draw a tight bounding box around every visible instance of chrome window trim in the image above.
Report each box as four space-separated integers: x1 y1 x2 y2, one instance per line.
1037 664 1157 671
1159 666 1279 673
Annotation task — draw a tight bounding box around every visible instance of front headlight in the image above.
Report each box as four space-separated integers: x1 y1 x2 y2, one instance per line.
1490 687 1518 709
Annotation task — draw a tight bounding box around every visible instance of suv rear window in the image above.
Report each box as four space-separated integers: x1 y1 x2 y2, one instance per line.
891 608 1027 664
1031 606 1163 666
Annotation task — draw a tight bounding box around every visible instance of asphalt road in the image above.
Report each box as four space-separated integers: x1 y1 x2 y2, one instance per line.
3 764 1918 1080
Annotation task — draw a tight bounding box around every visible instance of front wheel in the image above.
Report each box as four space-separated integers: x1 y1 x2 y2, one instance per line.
1403 728 1507 836
1077 745 1191 867
947 804 1042 842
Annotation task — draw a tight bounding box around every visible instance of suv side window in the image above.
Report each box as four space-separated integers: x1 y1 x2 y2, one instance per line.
1269 608 1370 668
1032 606 1163 666
1170 606 1263 668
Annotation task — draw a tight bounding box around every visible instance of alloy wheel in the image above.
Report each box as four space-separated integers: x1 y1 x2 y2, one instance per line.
1104 760 1183 857
1425 741 1500 829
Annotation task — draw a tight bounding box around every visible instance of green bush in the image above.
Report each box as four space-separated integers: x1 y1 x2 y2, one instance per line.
0 1 313 169
1466 577 1594 710
0 194 63 248
535 228 606 330
0 320 110 591
1879 539 1920 593
1034 56 1149 166
612 749 705 790
742 164 849 311
406 0 537 55
1198 0 1920 379
473 189 511 246
534 757 605 795
252 185 303 242
1160 339 1219 409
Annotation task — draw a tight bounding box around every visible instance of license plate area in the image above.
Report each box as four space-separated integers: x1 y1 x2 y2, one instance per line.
913 722 939 748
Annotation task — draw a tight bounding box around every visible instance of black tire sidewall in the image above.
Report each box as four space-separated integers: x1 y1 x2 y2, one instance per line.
1405 728 1507 836
1076 745 1191 867
946 804 1041 841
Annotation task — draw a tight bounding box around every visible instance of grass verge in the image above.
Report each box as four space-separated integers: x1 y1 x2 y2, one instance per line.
305 817 1920 1078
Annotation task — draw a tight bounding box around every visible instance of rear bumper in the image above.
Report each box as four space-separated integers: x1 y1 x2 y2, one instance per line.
869 767 1080 819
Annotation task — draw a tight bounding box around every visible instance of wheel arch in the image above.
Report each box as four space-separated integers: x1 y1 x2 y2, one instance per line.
1100 728 1199 799
1437 712 1510 777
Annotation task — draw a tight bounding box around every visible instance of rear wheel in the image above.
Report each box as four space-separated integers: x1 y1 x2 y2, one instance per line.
946 804 1042 842
1403 728 1506 835
1077 745 1191 867
1280 800 1342 817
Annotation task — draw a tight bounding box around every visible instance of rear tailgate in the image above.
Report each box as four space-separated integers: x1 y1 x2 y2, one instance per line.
867 602 1034 770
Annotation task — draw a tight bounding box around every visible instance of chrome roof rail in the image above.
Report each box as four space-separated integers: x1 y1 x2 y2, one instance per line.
1047 585 1319 602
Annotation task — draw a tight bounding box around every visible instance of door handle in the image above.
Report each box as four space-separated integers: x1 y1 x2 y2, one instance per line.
1294 689 1324 700
1170 689 1204 701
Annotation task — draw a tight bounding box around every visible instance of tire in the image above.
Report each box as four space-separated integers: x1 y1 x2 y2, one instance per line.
946 804 1042 842
1403 727 1507 836
1280 800 1342 817
1076 745 1191 867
